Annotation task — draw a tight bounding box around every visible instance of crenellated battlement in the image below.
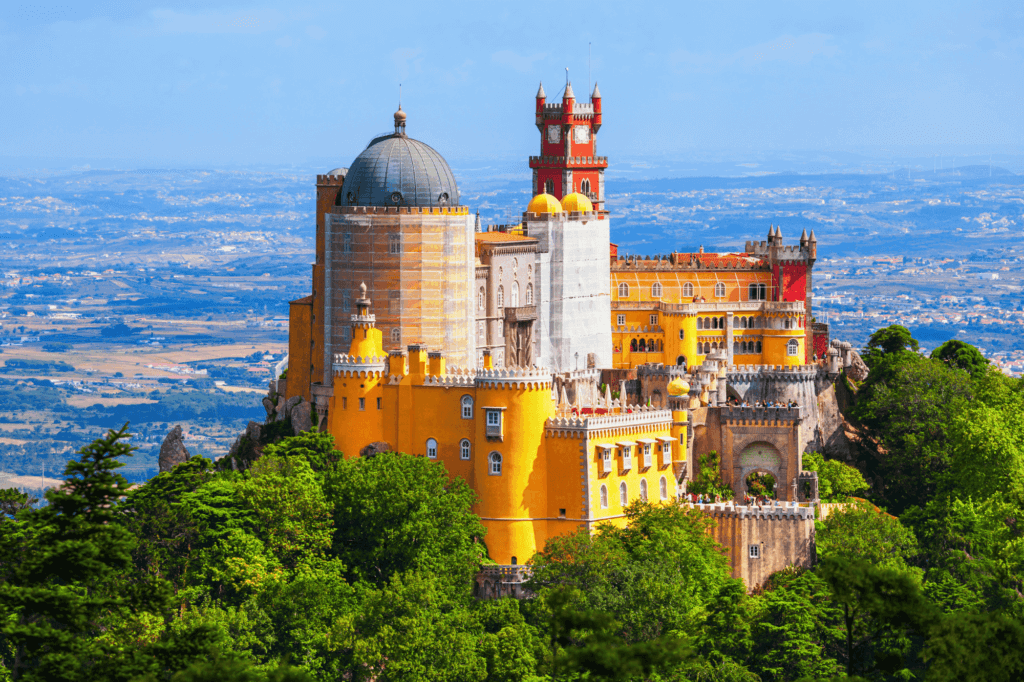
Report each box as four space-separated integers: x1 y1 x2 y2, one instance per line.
691 501 815 521
727 364 821 382
636 363 690 379
333 353 387 374
331 205 470 215
611 253 767 271
316 174 345 185
720 405 803 423
545 405 673 437
529 155 608 166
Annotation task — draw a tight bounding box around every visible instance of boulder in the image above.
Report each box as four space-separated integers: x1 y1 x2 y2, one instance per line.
847 350 870 382
359 441 393 459
262 396 276 420
291 400 312 435
280 395 302 420
158 425 191 473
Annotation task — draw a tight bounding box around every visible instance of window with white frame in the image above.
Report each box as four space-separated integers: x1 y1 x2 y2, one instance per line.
619 481 628 507
460 439 471 460
660 476 668 500
651 282 662 298
461 395 473 419
621 445 632 470
787 339 800 356
715 282 726 298
618 282 630 298
389 233 402 254
485 409 503 438
749 544 760 559
426 438 437 459
640 479 648 502
600 484 608 509
391 328 401 344
682 282 694 297
643 443 652 468
661 440 672 466
478 287 485 310
617 314 626 326
489 451 502 475
511 282 519 307
601 447 613 474
526 283 533 305
649 314 658 326
497 286 504 308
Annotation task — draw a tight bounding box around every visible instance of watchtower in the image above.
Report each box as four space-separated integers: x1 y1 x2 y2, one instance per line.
530 80 607 209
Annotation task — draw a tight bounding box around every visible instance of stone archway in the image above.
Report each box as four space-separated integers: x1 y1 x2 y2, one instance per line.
734 441 783 500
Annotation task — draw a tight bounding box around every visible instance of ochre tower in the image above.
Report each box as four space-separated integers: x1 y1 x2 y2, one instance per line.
530 81 607 209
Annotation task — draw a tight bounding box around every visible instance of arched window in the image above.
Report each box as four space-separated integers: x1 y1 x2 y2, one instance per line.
511 282 519 307
756 341 763 353
704 342 712 354
391 328 401 344
461 395 473 419
733 342 740 354
711 342 719 351
697 318 704 330
489 452 502 475
497 286 504 308
638 339 646 352
787 339 800 356
525 283 533 305
581 178 591 194
682 282 694 297
660 476 668 500
711 317 718 330
619 481 628 507
647 339 654 352
460 439 471 460
600 484 608 509
478 287 485 310
720 316 726 329
545 179 554 194
651 282 662 298
630 338 637 352
618 282 630 298
426 438 437 459
640 479 648 502
715 282 726 298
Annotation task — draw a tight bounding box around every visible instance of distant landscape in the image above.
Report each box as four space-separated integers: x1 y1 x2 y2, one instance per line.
2 164 1023 488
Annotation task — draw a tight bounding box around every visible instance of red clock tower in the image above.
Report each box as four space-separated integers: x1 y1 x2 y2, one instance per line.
530 80 607 209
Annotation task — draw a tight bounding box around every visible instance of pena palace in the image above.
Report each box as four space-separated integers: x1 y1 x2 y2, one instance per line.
277 79 841 593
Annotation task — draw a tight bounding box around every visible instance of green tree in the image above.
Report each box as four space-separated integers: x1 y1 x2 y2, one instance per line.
803 453 868 502
817 504 920 575
930 339 989 378
323 452 486 595
864 325 919 360
922 609 1024 682
689 451 734 499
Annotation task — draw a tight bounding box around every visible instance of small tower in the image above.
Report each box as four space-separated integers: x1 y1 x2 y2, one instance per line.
529 77 607 209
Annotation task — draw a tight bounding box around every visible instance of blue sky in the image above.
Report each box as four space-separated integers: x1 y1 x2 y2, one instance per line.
1 0 1023 169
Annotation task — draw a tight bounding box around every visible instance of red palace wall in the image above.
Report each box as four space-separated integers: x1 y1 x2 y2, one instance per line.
780 264 808 302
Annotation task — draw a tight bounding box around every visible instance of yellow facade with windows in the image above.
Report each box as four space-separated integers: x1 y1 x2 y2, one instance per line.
323 291 686 564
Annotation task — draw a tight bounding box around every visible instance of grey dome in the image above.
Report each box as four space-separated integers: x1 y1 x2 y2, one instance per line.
341 132 459 208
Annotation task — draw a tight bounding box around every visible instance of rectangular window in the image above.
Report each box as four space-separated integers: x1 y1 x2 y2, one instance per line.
559 508 566 518
601 448 612 474
617 314 626 326
389 234 402 255
342 289 351 312
342 397 347 410
649 314 658 326
343 232 352 254
661 442 672 466
622 446 632 470
377 397 382 409
679 329 685 340
749 545 760 559
358 397 365 411
643 444 652 468
485 409 503 439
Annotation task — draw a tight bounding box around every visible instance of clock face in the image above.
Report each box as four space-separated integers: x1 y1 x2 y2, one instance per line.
546 125 561 143
573 125 591 143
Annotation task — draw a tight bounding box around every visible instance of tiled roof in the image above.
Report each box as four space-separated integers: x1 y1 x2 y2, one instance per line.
475 232 537 243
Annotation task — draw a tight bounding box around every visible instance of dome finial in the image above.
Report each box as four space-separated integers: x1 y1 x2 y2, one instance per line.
394 102 407 135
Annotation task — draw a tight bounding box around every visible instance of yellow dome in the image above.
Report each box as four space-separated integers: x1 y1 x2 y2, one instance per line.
527 193 562 214
667 377 690 397
561 192 593 213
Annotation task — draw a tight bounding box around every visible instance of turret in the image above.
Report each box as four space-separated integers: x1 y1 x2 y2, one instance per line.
535 82 546 132
799 229 808 248
591 82 602 132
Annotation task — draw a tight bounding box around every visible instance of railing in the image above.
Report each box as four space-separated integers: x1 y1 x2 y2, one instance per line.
504 305 537 322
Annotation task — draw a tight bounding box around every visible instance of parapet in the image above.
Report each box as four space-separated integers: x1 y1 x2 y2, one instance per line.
331 205 470 216
522 209 605 222
333 353 387 376
719 405 803 423
692 501 815 521
545 405 673 437
405 365 553 390
727 364 822 383
636 363 690 380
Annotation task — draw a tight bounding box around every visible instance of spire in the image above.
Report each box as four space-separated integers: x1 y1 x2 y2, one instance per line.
564 81 575 99
809 230 817 243
592 82 601 99
775 225 782 242
800 228 808 245
474 210 482 233
767 224 775 241
536 81 546 99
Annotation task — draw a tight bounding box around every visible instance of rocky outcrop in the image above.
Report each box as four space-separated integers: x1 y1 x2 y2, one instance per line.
159 425 191 473
360 441 393 458
815 384 856 462
847 350 870 382
290 400 312 435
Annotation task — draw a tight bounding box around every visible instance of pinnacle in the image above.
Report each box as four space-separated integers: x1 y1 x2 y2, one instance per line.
536 81 545 99
592 82 601 98
800 228 808 242
564 81 574 99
